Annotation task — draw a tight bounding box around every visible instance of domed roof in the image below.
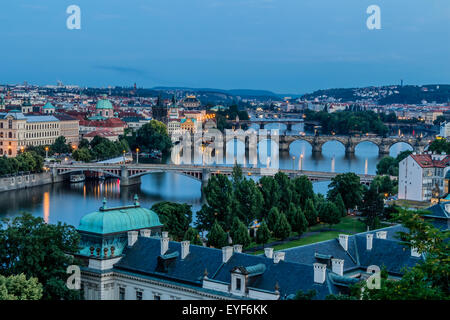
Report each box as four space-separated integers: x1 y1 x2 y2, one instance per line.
78 199 162 235
96 98 113 110
43 102 55 109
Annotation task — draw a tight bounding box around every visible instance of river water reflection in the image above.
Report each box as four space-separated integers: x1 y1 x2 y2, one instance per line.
0 141 412 227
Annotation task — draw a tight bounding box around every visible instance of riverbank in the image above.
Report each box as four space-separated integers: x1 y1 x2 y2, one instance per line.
0 172 54 193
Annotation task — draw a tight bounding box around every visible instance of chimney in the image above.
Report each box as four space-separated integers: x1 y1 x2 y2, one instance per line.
411 247 421 257
376 231 387 239
233 244 242 253
127 231 138 247
339 234 349 251
222 246 233 263
161 233 169 255
264 248 274 259
140 229 151 238
181 240 190 259
273 252 285 264
313 263 327 284
366 233 373 250
162 231 169 238
331 258 344 276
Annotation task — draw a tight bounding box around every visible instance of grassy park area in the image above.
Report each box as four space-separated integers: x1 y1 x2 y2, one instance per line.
249 216 380 255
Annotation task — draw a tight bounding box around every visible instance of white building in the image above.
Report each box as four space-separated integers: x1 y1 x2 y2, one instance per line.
439 122 450 138
398 152 450 201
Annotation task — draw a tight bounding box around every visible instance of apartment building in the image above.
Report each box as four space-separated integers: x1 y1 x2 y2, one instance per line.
398 152 450 201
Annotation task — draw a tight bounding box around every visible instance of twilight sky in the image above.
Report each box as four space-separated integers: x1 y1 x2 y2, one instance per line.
0 0 449 93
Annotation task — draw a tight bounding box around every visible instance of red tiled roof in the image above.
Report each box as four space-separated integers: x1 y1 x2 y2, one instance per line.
84 129 117 138
410 154 450 168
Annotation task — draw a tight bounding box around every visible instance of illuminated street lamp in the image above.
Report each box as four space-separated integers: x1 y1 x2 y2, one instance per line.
122 150 126 163
300 154 304 171
136 148 140 164
45 146 49 159
292 156 296 170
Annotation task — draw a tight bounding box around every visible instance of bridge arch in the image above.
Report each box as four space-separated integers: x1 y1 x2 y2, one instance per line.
57 168 121 179
128 169 205 181
387 141 414 156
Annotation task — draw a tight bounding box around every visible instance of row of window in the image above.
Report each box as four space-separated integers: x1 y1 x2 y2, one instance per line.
118 287 180 300
26 123 59 130
25 131 58 138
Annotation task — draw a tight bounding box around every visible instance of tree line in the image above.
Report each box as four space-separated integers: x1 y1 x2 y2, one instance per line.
304 109 389 136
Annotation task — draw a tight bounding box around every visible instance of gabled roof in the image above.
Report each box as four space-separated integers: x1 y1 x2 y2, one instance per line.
410 153 450 168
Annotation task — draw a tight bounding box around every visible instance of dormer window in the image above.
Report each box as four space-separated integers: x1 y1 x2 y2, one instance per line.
236 278 241 291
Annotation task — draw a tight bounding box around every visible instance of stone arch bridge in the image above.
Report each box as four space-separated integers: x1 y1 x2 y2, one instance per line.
220 133 430 155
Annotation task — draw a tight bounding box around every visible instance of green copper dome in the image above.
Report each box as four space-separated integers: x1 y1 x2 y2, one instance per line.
43 102 55 109
78 200 162 235
96 99 113 110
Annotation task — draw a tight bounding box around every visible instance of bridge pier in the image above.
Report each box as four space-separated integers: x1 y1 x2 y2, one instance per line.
345 144 356 155
120 166 141 187
379 144 390 155
51 167 66 183
286 123 292 131
312 143 322 154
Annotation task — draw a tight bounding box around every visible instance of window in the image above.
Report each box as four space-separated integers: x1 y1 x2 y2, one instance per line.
136 291 143 300
236 278 241 291
153 294 161 300
119 287 125 300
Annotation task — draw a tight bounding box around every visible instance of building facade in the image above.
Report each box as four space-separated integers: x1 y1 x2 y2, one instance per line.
0 111 61 156
398 152 450 201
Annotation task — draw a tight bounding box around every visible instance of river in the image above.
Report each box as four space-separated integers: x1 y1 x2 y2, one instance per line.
0 135 412 228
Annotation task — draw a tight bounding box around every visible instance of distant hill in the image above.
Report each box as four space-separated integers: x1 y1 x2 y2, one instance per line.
152 87 281 100
301 84 450 104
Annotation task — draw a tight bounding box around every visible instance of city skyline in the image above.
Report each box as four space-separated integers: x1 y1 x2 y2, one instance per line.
0 0 449 93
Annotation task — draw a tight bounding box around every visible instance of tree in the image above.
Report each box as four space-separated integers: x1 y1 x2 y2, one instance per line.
207 220 228 248
258 176 281 219
327 173 363 212
291 207 308 236
372 175 395 196
267 207 281 232
273 213 291 240
78 138 90 150
334 193 347 217
51 136 70 154
234 179 263 225
199 174 235 230
0 274 43 300
0 213 81 300
229 217 251 248
428 138 450 154
151 202 193 241
183 227 202 246
319 201 341 226
72 147 92 162
256 221 271 247
128 120 173 155
360 184 384 230
274 172 293 213
304 199 318 227
292 175 314 208
293 289 317 300
231 163 244 189
376 156 397 175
